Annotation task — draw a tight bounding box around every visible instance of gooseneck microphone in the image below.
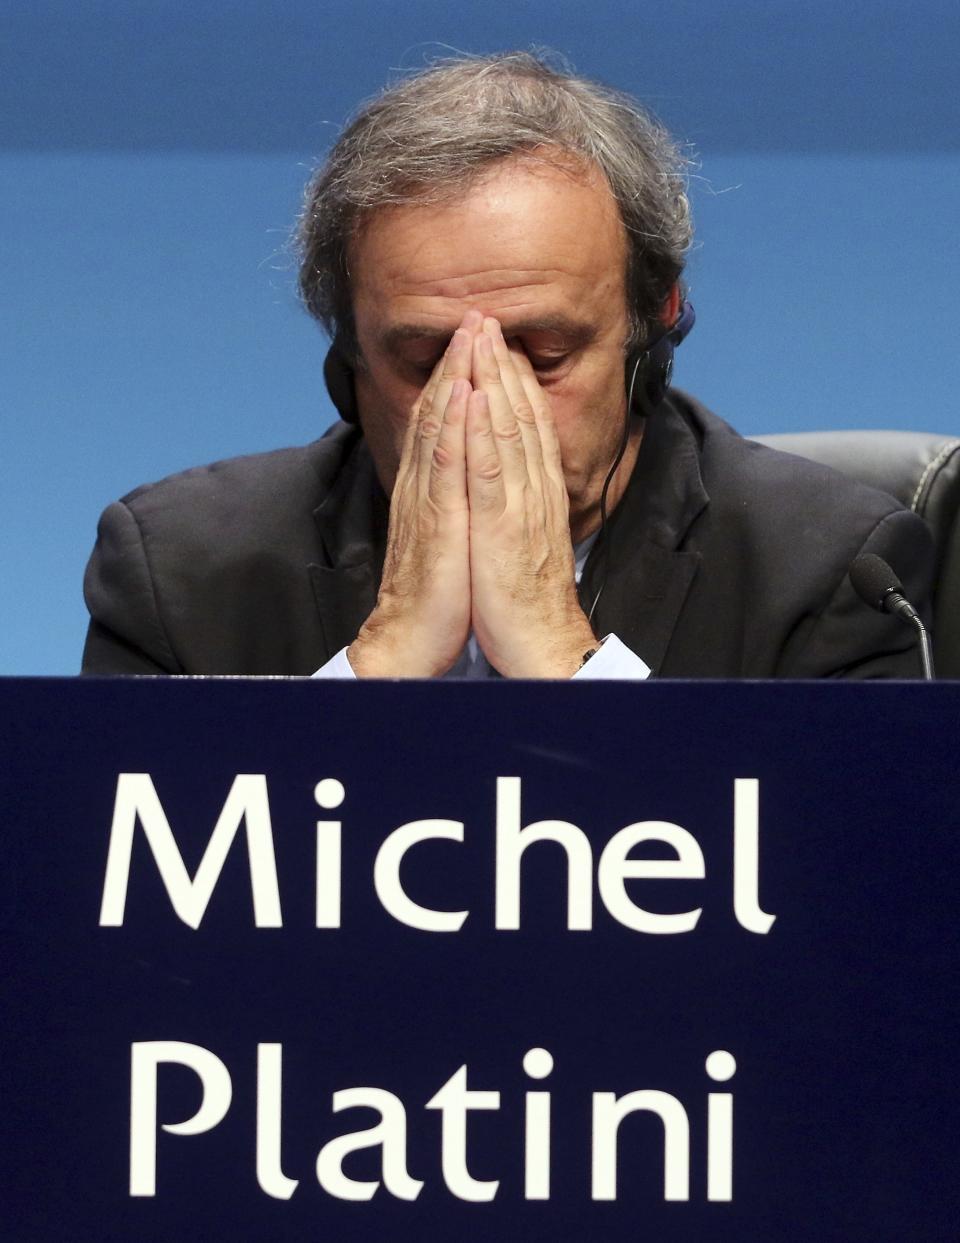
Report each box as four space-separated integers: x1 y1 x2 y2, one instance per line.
849 553 935 680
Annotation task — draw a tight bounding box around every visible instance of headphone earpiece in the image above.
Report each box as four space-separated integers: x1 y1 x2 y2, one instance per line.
626 299 696 410
590 299 696 627
323 338 360 424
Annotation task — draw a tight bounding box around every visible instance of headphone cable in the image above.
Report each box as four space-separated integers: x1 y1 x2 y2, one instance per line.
586 351 644 628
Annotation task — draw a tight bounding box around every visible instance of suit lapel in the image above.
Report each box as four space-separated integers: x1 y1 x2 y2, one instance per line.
307 435 387 662
580 399 709 675
589 542 702 676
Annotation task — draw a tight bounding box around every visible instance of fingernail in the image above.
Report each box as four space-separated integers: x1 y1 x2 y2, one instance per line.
451 378 469 399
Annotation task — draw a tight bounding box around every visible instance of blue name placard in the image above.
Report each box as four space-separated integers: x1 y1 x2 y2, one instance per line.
1 678 957 1240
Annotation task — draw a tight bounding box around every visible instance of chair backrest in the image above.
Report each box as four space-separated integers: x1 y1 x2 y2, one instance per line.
752 431 960 676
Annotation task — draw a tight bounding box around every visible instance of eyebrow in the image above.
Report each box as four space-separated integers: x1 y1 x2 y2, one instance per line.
379 315 598 353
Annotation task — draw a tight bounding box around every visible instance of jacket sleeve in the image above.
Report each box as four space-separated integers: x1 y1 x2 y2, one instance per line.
81 501 182 674
780 507 936 679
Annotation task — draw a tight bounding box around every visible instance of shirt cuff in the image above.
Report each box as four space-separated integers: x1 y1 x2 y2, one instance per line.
312 647 357 679
571 633 651 680
312 636 651 680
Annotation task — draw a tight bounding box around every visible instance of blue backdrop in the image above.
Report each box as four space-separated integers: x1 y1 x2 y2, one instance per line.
2 0 959 674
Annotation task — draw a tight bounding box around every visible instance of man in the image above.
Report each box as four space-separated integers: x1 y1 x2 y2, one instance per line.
82 53 932 678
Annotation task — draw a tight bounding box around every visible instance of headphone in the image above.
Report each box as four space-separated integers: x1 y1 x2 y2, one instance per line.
624 297 696 412
585 298 696 626
321 298 696 424
323 339 360 424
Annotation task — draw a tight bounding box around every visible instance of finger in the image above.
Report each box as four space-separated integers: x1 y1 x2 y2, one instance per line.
395 353 445 498
401 309 482 496
473 323 528 491
419 309 483 431
465 389 505 513
411 352 443 422
508 347 565 481
416 326 474 488
497 335 547 482
458 307 485 336
428 377 468 510
411 307 483 429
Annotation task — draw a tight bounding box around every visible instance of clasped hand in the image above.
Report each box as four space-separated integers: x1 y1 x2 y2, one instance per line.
349 310 599 678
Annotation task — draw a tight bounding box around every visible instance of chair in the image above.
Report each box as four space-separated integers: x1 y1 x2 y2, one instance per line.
752 431 960 676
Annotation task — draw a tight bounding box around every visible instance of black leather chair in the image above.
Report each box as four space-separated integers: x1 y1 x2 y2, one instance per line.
752 431 960 676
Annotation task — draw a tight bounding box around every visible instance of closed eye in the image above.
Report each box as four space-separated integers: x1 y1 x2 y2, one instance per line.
506 332 577 376
527 353 569 374
400 341 573 379
405 352 445 379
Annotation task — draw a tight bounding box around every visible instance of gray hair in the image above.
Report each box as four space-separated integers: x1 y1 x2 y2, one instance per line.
296 51 692 359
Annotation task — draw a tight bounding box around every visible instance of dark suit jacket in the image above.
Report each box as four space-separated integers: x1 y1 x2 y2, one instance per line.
82 392 934 678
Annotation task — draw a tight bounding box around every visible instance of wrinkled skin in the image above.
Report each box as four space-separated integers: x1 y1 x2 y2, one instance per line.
346 155 671 677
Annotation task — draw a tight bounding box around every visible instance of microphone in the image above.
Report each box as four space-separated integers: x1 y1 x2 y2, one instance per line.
849 553 935 679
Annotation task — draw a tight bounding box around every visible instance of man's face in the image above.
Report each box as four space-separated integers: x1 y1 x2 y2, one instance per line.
349 155 633 535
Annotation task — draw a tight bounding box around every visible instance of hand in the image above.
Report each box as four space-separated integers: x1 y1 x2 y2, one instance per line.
348 314 480 676
466 318 597 677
